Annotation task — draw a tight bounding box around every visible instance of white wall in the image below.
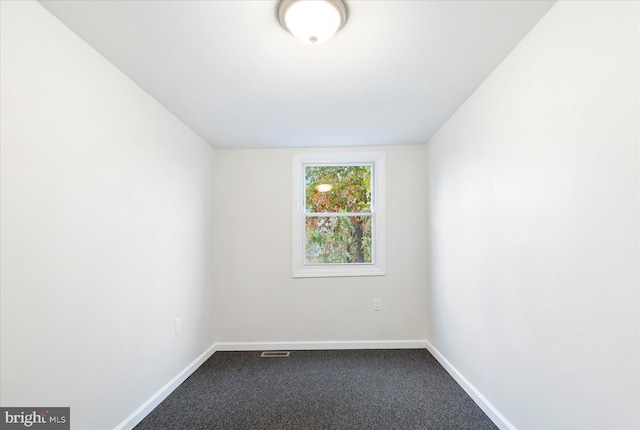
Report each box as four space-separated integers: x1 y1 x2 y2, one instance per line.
426 1 639 429
213 145 428 345
0 2 216 429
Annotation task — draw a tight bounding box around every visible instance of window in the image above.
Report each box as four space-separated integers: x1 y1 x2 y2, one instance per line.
292 152 385 278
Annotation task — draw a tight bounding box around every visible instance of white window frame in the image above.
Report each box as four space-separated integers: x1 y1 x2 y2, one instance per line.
292 152 386 278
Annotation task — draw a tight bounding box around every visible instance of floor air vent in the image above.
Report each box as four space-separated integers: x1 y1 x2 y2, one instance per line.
260 351 290 358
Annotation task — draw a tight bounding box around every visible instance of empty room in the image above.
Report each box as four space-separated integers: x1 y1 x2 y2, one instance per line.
1 0 638 429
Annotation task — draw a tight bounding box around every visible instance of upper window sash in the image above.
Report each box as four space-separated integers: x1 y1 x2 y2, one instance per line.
303 162 375 215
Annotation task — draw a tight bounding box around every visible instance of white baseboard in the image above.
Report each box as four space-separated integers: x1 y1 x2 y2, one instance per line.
425 340 515 430
216 340 428 351
113 343 217 430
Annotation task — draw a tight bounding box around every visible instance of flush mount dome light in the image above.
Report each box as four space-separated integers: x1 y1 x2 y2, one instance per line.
278 0 348 46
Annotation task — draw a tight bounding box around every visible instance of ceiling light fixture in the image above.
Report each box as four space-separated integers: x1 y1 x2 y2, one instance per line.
278 0 348 46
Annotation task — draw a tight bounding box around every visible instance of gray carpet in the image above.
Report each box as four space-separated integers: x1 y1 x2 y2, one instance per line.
134 349 497 430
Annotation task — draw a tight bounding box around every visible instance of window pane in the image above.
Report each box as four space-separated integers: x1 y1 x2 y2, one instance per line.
305 216 372 264
305 166 372 213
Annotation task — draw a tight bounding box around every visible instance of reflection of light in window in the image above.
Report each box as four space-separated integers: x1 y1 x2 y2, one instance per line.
316 184 333 193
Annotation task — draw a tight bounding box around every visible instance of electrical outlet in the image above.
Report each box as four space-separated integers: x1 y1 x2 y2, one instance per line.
175 318 182 335
373 298 382 311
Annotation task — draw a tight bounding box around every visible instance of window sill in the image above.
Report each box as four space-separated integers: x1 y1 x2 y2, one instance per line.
292 264 385 278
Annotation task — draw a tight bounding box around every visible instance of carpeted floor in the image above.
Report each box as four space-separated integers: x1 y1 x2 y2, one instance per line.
134 349 497 430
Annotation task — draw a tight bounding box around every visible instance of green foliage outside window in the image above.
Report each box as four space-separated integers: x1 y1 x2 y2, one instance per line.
304 166 372 264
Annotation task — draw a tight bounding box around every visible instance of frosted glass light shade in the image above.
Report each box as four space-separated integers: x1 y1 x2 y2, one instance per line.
278 0 348 45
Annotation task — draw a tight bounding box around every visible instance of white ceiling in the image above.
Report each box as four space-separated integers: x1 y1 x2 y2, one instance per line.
39 0 555 149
